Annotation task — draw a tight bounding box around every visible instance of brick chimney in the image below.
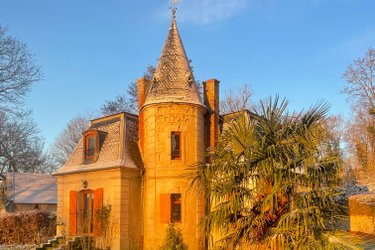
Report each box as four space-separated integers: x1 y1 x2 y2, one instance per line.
203 79 220 152
137 77 151 155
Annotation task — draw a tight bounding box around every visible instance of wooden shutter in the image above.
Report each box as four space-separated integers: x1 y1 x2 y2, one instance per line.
160 193 171 223
93 188 104 236
69 191 77 236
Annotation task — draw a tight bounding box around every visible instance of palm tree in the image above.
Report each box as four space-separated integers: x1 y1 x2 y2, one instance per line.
193 96 353 249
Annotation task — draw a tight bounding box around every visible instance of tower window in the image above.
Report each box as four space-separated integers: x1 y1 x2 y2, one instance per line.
171 193 181 223
171 132 181 160
160 193 182 223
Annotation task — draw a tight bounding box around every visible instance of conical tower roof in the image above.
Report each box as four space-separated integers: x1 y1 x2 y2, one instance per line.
143 13 203 107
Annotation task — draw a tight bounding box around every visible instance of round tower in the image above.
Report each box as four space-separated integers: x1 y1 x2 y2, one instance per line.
138 11 207 250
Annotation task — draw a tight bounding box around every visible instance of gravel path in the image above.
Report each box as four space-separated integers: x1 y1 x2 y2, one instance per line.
0 245 36 250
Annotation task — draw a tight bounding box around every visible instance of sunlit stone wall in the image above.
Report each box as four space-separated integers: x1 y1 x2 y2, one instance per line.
349 193 375 234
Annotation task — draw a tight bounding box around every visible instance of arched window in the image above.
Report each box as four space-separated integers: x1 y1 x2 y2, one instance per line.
83 130 99 163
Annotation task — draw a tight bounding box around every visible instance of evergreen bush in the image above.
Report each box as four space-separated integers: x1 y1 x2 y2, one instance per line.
159 223 185 250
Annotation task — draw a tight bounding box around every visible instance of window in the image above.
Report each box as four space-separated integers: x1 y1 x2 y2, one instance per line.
78 190 94 235
171 132 181 160
87 137 95 158
160 193 182 223
69 188 103 236
83 130 99 163
171 193 181 222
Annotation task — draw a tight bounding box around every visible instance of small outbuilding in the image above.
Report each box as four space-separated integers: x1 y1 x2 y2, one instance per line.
6 173 57 212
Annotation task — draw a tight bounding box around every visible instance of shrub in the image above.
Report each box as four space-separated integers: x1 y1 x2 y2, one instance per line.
159 223 185 250
94 203 116 249
0 210 56 244
78 203 118 250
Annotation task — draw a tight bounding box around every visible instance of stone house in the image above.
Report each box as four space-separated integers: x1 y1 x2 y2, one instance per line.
54 11 230 250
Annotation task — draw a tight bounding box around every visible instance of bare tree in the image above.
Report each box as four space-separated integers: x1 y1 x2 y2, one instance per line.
344 108 375 182
342 48 375 111
342 48 375 184
0 25 47 209
0 26 42 112
101 65 155 116
50 115 89 167
143 65 156 81
0 111 48 180
101 93 136 116
220 83 253 114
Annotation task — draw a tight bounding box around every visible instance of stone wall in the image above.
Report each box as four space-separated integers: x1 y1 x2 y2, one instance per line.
141 103 206 249
349 194 375 234
56 167 142 250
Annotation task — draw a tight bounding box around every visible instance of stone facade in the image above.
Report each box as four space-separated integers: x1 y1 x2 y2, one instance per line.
54 113 143 249
349 194 375 235
54 11 222 250
56 168 142 249
141 103 206 249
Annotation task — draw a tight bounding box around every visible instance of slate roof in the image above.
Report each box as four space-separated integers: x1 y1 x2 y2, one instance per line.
6 173 57 204
222 110 257 123
54 112 142 175
143 15 203 107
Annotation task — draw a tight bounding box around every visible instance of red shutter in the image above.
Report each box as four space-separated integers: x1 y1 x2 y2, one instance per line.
69 191 77 236
93 188 104 235
160 194 171 224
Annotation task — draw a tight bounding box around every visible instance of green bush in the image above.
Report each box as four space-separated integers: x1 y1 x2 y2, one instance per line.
159 223 185 250
0 210 56 244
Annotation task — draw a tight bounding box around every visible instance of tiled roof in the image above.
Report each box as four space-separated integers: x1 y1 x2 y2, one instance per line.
54 112 142 175
6 173 57 204
143 16 202 107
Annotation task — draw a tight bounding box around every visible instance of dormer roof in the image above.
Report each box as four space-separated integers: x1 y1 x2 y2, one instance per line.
53 112 142 175
143 15 203 107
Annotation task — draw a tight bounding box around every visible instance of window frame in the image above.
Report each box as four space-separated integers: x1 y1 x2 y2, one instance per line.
170 193 182 223
160 193 182 224
171 131 182 160
83 130 99 163
78 189 94 235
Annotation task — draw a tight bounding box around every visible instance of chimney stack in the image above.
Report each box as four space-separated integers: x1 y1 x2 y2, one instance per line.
203 79 220 151
137 77 151 155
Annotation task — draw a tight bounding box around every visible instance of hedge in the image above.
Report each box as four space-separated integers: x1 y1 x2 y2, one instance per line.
0 210 56 244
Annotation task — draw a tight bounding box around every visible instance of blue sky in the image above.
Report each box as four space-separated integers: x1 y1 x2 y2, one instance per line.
1 0 375 148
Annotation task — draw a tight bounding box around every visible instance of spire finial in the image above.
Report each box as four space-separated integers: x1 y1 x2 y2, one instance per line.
171 0 178 18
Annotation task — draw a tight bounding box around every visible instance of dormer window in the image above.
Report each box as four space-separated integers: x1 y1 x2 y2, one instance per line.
171 132 181 160
83 130 100 163
87 136 95 158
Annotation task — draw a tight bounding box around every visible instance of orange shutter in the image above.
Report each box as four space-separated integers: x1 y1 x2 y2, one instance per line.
93 188 104 235
160 194 171 224
69 191 77 236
